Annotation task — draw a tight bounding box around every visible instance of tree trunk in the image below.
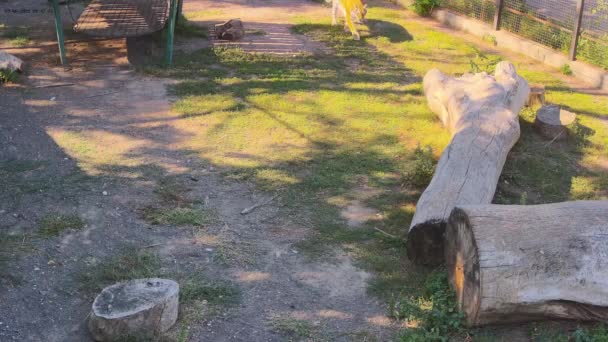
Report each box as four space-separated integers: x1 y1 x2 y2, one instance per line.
445 201 608 326
406 61 530 265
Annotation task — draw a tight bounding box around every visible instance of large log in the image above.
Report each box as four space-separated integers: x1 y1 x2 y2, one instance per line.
406 62 530 265
445 201 608 326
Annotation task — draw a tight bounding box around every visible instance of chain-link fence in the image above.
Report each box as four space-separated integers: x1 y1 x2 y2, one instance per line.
440 0 608 69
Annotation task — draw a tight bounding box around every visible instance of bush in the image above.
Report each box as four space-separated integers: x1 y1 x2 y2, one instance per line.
406 145 436 187
411 0 441 16
0 69 19 84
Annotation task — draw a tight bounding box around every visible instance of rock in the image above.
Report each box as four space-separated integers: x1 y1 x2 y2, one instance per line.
534 105 576 141
0 50 24 72
88 278 179 341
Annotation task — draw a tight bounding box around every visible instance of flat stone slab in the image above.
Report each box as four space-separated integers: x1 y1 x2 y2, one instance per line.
89 278 179 341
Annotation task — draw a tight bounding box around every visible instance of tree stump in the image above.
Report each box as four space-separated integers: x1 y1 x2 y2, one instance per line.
406 62 530 265
534 105 576 141
445 201 608 326
526 85 546 107
88 278 179 341
215 19 244 41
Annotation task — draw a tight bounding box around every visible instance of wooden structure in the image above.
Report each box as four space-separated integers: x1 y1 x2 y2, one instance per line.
51 0 182 65
534 105 576 141
445 201 608 326
406 61 529 265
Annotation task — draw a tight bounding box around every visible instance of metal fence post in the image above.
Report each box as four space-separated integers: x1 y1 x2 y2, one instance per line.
493 0 505 30
50 0 67 65
569 0 585 61
164 0 178 67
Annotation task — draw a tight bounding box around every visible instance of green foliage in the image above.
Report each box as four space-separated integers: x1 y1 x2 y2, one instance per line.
391 271 464 341
0 69 19 83
38 214 85 237
175 15 208 38
573 325 608 342
411 0 441 16
269 317 315 340
561 63 573 75
405 145 436 187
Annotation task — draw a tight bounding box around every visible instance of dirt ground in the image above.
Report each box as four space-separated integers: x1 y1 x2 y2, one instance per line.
0 0 398 341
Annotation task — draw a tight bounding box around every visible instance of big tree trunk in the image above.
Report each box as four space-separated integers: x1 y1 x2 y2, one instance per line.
445 201 608 326
406 62 530 265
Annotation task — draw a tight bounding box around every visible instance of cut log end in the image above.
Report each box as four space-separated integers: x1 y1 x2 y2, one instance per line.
534 105 576 141
445 208 480 326
406 220 445 265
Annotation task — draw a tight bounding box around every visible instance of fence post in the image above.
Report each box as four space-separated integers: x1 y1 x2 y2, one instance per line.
493 0 504 30
50 0 67 65
569 0 585 61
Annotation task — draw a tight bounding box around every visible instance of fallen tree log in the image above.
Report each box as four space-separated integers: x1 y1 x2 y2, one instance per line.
445 201 608 326
406 61 530 265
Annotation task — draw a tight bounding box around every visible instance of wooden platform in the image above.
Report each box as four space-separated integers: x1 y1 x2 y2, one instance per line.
75 0 169 38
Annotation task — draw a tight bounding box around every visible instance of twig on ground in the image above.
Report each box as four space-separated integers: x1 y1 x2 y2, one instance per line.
240 195 277 215
34 83 75 89
85 90 120 98
374 227 398 239
141 243 164 249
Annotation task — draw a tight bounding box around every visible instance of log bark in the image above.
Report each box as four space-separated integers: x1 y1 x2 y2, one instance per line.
445 201 608 326
89 278 179 341
406 62 530 265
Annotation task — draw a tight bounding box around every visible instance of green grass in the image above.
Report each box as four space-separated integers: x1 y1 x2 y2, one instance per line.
180 273 241 305
38 214 85 237
79 249 163 293
1 27 31 47
175 15 208 38
133 2 605 340
269 317 315 340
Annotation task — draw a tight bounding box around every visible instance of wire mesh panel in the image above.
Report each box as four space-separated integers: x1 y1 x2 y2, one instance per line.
579 0 608 68
500 0 576 53
441 0 497 24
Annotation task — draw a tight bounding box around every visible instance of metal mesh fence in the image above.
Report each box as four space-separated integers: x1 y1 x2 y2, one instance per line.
440 0 608 69
579 0 608 68
441 0 496 24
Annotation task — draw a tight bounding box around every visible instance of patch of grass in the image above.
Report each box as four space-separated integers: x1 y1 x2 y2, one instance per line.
561 63 573 75
2 27 31 47
245 29 267 36
572 325 608 342
176 15 208 38
180 273 241 305
392 270 465 341
0 69 19 83
79 249 162 293
141 206 212 226
143 207 212 227
38 214 85 237
269 317 315 340
0 233 33 286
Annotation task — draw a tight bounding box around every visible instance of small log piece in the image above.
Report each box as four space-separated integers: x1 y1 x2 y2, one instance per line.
88 278 179 341
534 105 576 141
406 61 530 265
215 19 245 41
445 201 608 326
526 84 546 107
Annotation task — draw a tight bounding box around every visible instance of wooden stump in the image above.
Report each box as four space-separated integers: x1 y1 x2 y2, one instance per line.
406 62 530 265
89 278 179 341
445 201 608 326
534 105 576 141
215 19 244 41
526 85 546 107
